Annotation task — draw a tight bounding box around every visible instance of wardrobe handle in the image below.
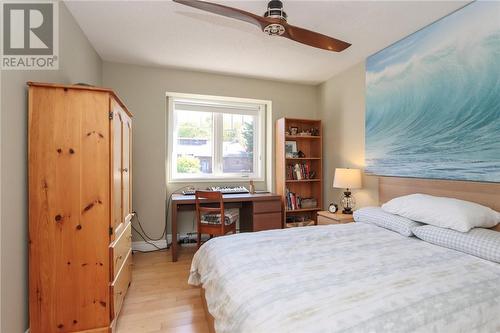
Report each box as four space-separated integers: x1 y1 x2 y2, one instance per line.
123 168 128 172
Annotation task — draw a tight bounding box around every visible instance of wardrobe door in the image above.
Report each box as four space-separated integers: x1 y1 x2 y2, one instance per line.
122 115 132 221
28 86 111 332
111 99 124 238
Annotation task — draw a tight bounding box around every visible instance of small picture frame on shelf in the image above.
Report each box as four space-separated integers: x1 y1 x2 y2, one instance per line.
285 141 298 158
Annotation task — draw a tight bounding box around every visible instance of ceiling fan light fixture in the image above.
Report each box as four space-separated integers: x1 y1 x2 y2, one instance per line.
264 23 286 36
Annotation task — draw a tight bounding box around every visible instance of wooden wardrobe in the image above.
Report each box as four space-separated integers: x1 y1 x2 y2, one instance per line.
28 82 133 332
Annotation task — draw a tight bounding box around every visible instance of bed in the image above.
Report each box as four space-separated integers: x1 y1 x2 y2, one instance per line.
189 177 500 332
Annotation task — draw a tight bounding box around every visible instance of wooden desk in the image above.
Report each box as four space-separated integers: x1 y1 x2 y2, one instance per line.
170 192 283 262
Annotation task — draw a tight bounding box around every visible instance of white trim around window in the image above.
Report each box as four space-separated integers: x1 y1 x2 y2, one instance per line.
166 92 272 184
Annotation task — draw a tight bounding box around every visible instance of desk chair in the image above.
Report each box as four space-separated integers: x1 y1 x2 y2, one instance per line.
195 191 238 248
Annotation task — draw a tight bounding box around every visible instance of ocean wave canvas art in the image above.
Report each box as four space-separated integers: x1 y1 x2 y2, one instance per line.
365 2 500 182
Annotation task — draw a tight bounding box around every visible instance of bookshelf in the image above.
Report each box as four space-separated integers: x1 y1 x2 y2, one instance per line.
275 118 323 228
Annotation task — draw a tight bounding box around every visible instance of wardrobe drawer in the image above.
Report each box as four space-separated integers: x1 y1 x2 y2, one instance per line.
111 249 132 320
253 200 281 214
110 222 132 280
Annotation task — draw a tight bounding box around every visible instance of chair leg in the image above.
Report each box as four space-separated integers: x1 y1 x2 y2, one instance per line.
197 232 201 249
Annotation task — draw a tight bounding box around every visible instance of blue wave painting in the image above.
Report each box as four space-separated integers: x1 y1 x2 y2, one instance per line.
365 2 500 182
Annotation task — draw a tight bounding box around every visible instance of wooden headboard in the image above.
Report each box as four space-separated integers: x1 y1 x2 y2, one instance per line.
378 177 500 231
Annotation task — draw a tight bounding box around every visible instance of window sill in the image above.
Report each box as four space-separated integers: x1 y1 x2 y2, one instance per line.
168 177 265 184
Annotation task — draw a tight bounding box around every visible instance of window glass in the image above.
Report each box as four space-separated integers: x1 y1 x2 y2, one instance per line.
222 113 255 174
174 111 213 176
168 96 265 181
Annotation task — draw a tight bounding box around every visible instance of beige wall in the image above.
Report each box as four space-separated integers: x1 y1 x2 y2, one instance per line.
0 4 102 332
102 61 379 239
318 62 379 210
102 62 319 236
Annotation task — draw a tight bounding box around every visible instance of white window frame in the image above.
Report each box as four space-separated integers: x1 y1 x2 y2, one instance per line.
166 92 272 183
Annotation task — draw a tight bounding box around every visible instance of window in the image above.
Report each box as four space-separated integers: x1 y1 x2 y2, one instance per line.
167 93 268 182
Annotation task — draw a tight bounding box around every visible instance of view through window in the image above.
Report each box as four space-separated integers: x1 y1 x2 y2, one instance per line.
168 96 265 181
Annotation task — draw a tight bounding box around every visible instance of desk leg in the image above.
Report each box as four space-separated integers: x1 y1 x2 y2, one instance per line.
172 202 178 262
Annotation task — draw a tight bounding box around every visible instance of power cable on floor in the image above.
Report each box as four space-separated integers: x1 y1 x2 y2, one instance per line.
131 185 193 253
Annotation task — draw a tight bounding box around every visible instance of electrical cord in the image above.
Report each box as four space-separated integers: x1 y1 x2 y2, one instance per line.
132 211 165 242
165 185 193 247
131 224 167 253
131 185 193 253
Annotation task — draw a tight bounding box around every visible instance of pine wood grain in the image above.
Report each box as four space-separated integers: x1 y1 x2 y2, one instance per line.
29 87 111 332
110 223 132 279
111 99 124 240
27 81 133 118
29 83 133 332
122 115 132 222
111 249 133 320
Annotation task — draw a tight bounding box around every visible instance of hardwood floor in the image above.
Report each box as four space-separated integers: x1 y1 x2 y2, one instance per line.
116 246 210 333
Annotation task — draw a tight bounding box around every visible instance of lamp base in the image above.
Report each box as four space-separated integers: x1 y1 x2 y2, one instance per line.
342 207 353 215
340 190 355 215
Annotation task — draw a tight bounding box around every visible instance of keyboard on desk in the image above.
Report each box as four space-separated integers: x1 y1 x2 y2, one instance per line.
182 186 250 195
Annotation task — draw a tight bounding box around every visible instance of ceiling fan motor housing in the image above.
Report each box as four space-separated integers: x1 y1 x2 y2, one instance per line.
263 0 287 36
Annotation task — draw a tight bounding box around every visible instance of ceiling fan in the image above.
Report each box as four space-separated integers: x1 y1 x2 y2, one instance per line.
173 0 351 52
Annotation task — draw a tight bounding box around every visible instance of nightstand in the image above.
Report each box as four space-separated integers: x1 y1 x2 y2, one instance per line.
317 211 354 225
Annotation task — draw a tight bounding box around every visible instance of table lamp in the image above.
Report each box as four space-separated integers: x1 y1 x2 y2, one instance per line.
333 168 362 214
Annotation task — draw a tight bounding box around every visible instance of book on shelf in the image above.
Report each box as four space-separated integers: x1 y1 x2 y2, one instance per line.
286 162 316 180
285 188 301 210
285 188 318 211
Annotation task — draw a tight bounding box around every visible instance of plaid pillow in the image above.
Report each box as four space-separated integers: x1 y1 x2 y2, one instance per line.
413 225 500 263
201 208 239 226
353 207 423 237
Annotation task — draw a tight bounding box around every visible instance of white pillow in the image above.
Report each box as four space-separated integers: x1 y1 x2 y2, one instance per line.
381 194 500 232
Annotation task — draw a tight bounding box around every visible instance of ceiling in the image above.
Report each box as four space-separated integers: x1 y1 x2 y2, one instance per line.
65 1 468 85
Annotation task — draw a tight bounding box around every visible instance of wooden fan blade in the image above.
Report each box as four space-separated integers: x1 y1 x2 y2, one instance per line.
283 23 351 52
173 0 268 29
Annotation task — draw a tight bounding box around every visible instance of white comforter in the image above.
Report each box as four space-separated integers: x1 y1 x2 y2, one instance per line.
188 223 500 333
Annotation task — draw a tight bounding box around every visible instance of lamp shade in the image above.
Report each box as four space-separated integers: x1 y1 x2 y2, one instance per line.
333 168 362 189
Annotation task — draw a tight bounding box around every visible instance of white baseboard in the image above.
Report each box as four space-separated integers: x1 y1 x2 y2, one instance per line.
132 239 168 252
